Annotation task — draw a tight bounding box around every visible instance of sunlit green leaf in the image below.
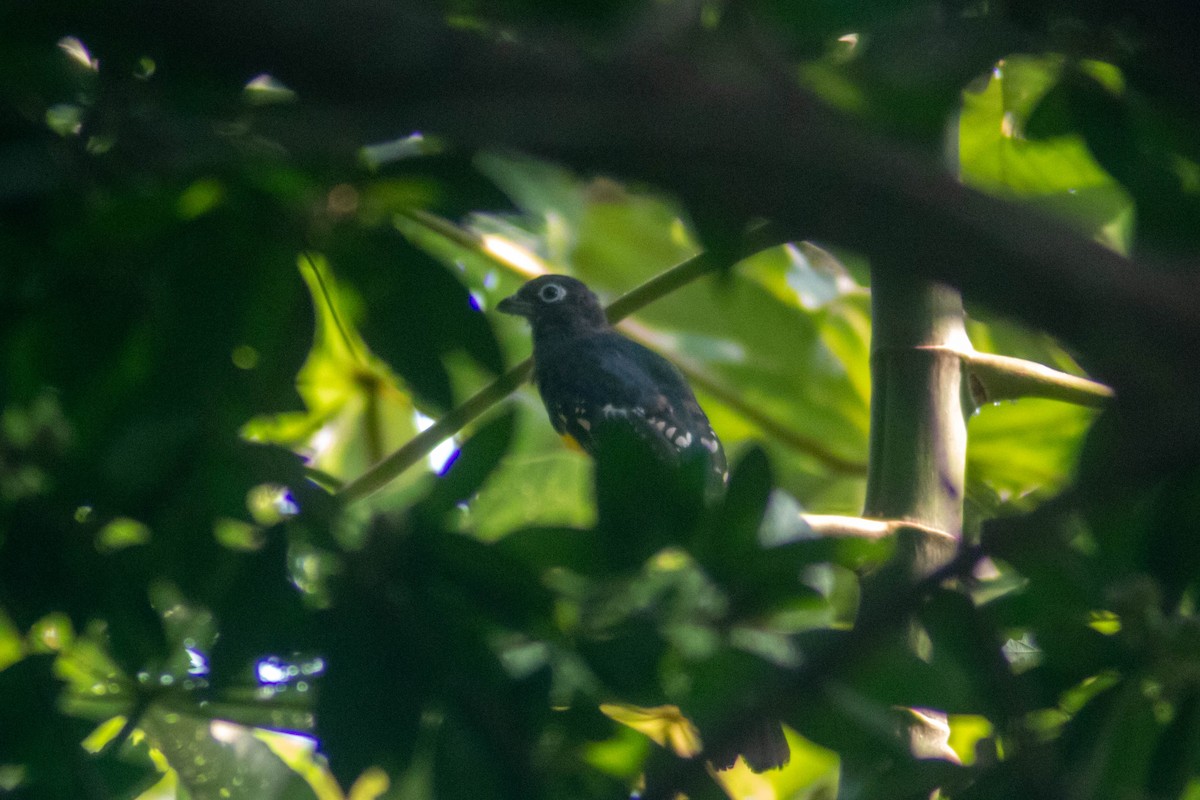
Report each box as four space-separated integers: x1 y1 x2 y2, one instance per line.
469 154 873 515
461 418 595 539
141 710 318 800
968 398 1096 508
957 54 1134 251
242 253 423 497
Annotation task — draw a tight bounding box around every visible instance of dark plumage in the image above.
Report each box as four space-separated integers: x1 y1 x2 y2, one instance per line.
497 274 789 773
498 275 727 490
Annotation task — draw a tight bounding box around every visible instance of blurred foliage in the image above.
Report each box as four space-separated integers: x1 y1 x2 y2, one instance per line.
1 1 1198 800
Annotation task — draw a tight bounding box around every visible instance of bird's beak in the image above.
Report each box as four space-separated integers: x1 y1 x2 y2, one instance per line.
496 293 533 317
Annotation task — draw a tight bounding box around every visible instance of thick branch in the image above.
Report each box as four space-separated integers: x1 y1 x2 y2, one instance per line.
44 1 1199 424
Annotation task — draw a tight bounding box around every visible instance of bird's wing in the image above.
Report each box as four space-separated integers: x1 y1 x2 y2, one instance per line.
536 333 727 484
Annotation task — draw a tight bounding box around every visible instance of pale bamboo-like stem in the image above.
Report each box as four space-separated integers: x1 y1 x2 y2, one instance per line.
852 275 974 781
802 514 953 542
863 278 973 537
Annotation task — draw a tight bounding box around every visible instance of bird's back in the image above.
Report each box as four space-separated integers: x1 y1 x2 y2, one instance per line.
533 329 728 489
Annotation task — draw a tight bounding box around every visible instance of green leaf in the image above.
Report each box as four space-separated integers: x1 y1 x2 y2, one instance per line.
141 708 318 800
0 655 158 798
460 419 595 540
1083 464 1200 610
967 398 1096 510
433 711 529 800
957 54 1134 251
1059 679 1160 800
920 588 1018 720
205 525 316 685
417 526 556 631
842 635 979 714
1146 690 1200 800
313 598 427 789
242 253 424 493
593 426 707 569
699 447 774 563
325 229 505 411
1029 66 1200 253
855 756 970 800
495 525 606 576
577 617 670 708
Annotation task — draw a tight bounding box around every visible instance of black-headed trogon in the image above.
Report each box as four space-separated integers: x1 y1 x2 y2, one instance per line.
498 274 789 773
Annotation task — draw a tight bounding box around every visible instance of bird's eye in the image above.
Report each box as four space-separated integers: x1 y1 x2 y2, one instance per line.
538 283 567 303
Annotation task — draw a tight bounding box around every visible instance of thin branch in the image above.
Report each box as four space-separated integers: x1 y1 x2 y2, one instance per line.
801 514 952 541
337 357 533 503
361 378 385 466
300 251 365 365
400 207 484 251
303 465 344 492
963 349 1114 407
397 207 552 278
604 252 721 323
405 210 865 472
336 248 738 503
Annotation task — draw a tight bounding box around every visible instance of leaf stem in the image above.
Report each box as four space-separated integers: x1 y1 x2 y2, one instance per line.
300 250 365 365
863 277 971 537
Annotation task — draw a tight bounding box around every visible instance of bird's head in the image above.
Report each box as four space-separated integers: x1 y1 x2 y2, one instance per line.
497 274 609 336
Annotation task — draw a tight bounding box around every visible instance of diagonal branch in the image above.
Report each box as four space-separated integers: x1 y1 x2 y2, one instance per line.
349 211 866 503
337 245 741 503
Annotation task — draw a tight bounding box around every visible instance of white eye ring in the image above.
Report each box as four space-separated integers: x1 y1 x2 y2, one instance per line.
538 283 567 303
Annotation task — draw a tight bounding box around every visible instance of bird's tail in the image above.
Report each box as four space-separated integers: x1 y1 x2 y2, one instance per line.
707 716 790 773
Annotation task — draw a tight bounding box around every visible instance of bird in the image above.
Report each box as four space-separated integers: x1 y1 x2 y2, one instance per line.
497 274 790 773
496 274 727 490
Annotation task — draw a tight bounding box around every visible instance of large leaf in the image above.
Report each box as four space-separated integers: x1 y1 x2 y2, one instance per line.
241 252 425 498
0 655 157 799
141 710 318 800
956 54 1134 251
471 154 874 514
